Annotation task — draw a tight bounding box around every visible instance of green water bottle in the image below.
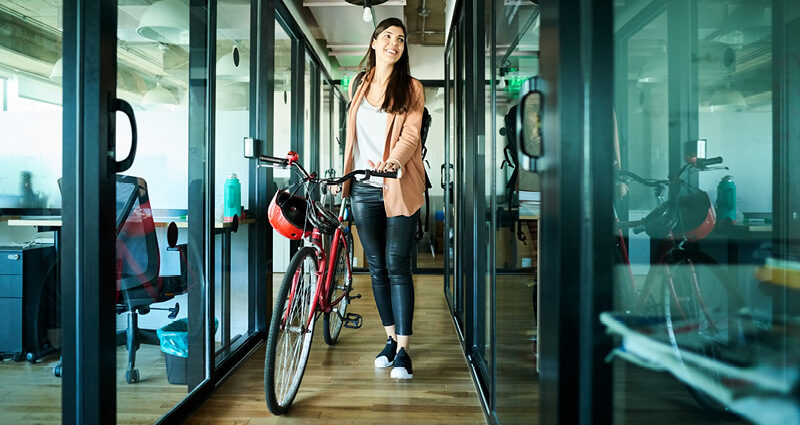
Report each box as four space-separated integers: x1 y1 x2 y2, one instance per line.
715 175 736 223
224 173 241 222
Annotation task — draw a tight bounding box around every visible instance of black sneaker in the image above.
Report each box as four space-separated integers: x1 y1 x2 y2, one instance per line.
374 337 397 367
390 347 413 379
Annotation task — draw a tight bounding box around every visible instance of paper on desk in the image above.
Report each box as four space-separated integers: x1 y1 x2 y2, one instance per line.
601 312 800 425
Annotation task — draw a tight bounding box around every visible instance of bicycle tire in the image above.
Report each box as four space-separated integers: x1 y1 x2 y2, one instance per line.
613 245 637 314
264 247 319 415
660 250 743 421
323 230 354 345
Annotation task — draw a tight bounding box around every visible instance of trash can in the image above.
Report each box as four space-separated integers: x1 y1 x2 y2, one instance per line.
157 318 218 385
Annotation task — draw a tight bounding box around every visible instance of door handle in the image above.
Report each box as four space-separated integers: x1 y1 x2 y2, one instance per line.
113 98 138 172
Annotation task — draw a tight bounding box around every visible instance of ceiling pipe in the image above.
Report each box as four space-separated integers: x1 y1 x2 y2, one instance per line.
417 0 430 44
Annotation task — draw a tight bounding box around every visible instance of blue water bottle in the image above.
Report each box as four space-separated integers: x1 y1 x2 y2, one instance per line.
224 173 241 222
715 175 736 223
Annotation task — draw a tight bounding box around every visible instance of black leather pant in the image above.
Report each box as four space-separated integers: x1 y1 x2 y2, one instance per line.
350 181 418 336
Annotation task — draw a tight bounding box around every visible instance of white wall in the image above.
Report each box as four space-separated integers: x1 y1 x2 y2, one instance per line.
410 45 445 80
698 111 772 217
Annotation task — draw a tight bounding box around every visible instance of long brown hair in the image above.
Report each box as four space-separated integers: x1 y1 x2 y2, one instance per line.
358 17 413 114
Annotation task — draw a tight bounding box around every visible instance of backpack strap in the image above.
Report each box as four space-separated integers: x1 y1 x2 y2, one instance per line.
416 107 433 242
346 72 366 110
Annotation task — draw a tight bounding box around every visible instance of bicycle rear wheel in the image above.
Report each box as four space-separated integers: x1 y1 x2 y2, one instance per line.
323 230 354 345
265 247 319 415
661 250 743 420
613 245 637 314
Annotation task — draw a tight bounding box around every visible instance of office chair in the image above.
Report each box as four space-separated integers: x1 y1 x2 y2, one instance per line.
53 175 188 383
114 175 188 383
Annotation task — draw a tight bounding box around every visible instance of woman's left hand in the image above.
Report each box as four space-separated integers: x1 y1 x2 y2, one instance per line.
367 159 400 173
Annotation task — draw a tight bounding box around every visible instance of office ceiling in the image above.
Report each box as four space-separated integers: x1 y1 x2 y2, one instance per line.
0 0 772 111
298 0 448 70
0 0 446 92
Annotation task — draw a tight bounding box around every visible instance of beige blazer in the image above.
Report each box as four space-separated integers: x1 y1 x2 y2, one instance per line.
342 69 426 217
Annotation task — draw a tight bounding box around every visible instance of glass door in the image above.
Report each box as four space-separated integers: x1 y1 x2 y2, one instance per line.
493 0 541 422
610 1 787 424
444 30 456 310
214 0 254 364
0 1 64 421
114 1 203 418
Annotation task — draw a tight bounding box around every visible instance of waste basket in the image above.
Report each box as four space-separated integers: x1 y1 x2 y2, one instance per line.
157 318 218 384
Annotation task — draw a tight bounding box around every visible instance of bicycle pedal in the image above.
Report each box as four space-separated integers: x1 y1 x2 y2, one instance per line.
343 313 363 329
348 293 362 301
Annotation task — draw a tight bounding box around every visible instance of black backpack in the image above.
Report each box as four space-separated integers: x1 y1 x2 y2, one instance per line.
347 72 433 241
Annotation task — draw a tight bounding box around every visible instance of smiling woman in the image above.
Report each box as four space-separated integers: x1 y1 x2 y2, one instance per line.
338 17 427 380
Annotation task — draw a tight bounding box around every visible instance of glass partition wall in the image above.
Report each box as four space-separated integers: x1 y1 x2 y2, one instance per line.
114 2 198 419
492 2 540 423
0 0 345 422
0 1 64 421
610 1 792 424
442 2 542 422
214 0 253 366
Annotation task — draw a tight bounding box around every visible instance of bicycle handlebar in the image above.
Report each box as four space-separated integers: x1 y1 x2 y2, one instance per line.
256 153 399 184
619 156 724 187
694 156 723 169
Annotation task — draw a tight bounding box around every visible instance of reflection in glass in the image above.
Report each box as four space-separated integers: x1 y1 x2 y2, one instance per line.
611 1 778 424
272 22 294 274
494 1 540 423
0 2 63 421
214 0 252 366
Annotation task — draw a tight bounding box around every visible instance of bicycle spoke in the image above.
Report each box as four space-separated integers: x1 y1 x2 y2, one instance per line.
265 248 318 414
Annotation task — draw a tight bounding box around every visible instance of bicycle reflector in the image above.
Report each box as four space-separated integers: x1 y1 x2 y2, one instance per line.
268 190 312 240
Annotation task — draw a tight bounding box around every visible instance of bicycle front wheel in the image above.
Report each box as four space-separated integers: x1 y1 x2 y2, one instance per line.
323 230 354 345
265 247 319 415
661 250 743 420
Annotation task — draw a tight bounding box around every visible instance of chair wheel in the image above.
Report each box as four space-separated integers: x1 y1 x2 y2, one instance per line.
26 352 37 363
53 364 62 377
126 369 140 383
12 354 23 362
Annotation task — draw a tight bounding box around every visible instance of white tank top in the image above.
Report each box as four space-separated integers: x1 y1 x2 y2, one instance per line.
354 97 388 185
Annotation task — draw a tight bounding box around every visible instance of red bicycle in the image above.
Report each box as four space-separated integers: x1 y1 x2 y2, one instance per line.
613 156 745 419
258 151 397 415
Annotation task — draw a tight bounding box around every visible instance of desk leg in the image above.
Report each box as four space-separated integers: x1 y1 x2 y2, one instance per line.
221 231 231 356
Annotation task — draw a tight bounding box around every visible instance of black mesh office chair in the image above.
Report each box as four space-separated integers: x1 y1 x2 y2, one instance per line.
114 175 188 383
54 175 188 383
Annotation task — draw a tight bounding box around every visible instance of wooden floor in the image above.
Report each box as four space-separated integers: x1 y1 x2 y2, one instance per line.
185 274 486 425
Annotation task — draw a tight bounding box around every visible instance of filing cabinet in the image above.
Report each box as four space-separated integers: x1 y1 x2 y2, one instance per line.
0 244 57 362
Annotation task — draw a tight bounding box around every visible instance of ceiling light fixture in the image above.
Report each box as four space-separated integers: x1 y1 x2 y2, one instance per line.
715 3 771 45
707 84 747 112
343 0 388 24
217 44 249 82
49 57 63 82
637 43 667 84
137 0 190 45
142 76 178 109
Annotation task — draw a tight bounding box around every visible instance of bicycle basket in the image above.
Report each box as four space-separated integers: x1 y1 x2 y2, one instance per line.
268 190 312 240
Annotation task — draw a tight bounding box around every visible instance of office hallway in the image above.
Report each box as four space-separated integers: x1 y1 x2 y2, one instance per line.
185 274 486 425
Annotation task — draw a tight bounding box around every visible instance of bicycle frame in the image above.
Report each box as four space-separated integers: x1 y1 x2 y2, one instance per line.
282 199 351 333
259 151 394 336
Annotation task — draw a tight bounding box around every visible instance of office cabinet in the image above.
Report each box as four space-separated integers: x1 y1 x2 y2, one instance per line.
0 244 57 362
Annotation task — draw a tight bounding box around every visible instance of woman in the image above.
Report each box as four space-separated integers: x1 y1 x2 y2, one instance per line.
337 17 426 380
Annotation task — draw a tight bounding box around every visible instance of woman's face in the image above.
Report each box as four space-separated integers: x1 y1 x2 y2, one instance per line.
371 25 405 67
